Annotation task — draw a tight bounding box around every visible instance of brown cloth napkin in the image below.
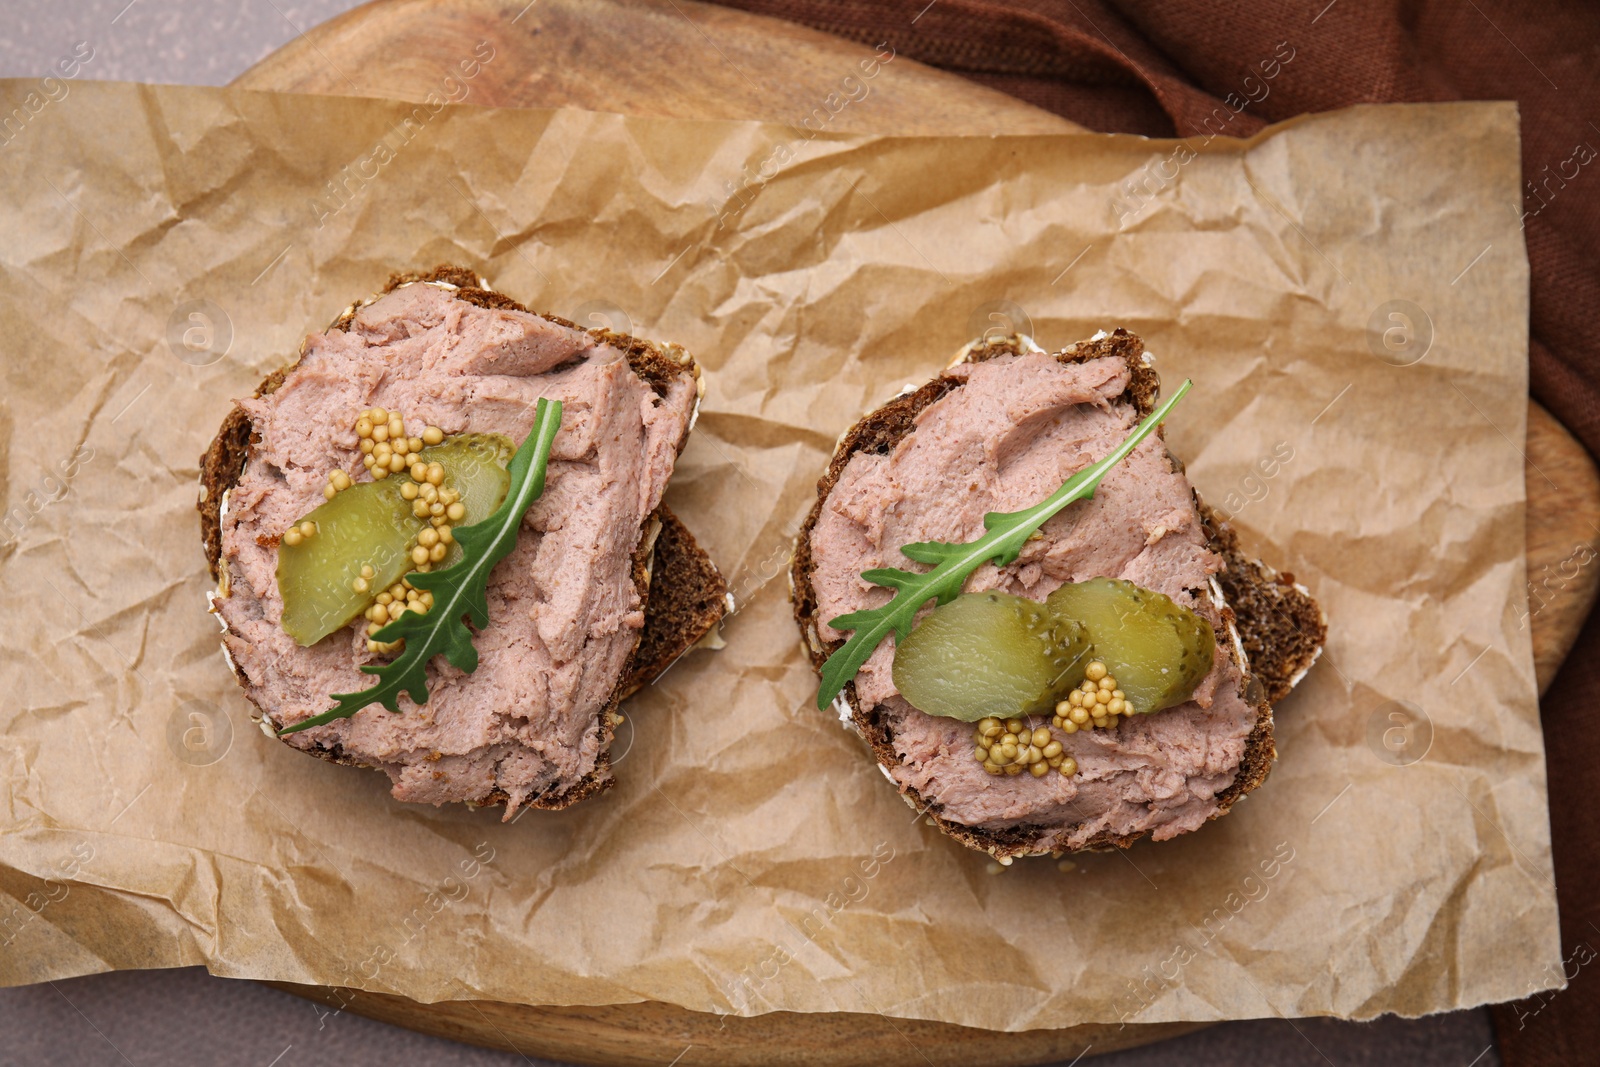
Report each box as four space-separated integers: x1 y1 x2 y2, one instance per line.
709 0 1600 1061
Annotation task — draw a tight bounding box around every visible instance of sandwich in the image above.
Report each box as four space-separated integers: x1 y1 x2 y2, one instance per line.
791 329 1324 859
199 266 726 817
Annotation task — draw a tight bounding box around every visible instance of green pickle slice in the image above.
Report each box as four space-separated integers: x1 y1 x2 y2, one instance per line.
891 591 1093 722
1044 577 1215 714
433 433 515 551
276 433 514 646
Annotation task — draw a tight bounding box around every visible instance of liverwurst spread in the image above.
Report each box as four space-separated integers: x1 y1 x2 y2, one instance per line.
216 284 696 816
809 350 1257 851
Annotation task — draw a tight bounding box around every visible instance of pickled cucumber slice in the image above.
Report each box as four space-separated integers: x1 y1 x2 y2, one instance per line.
892 591 1092 722
276 433 514 645
277 482 417 645
422 433 514 565
1044 578 1215 714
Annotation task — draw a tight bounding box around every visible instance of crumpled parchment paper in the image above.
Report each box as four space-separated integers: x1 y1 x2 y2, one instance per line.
0 79 1557 1031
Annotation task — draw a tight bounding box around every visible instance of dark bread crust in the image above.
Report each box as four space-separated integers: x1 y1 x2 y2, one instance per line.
1205 512 1327 705
198 266 725 812
621 507 729 699
791 330 1322 857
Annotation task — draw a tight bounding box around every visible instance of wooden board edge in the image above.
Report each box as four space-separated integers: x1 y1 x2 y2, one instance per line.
265 980 1209 1067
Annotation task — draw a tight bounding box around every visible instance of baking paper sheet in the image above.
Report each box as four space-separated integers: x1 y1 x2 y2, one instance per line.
0 80 1558 1031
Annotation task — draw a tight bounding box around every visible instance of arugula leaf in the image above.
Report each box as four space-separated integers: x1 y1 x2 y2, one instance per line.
815 380 1192 710
279 397 563 735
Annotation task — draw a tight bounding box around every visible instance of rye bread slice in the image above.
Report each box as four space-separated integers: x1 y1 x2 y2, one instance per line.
198 265 726 812
791 330 1326 857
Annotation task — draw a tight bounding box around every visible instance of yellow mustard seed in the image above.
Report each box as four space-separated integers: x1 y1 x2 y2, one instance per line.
282 528 302 547
324 485 338 500
417 527 439 548
446 502 466 522
1086 661 1107 682
360 564 375 579
372 466 389 480
1031 727 1051 748
411 545 429 566
407 437 423 454
351 577 370 594
401 482 419 500
369 407 388 423
371 424 389 443
1060 758 1078 776
355 418 373 438
437 526 454 544
422 425 443 445
1030 762 1049 777
410 462 428 483
429 543 447 562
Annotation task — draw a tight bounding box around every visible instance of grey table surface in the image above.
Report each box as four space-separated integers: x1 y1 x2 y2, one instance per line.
0 3 1508 1065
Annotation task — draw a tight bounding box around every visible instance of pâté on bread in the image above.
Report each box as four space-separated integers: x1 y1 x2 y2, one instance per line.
792 329 1324 859
200 266 727 817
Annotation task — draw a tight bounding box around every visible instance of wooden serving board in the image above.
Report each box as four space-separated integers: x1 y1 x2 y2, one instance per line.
236 1 1600 1062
